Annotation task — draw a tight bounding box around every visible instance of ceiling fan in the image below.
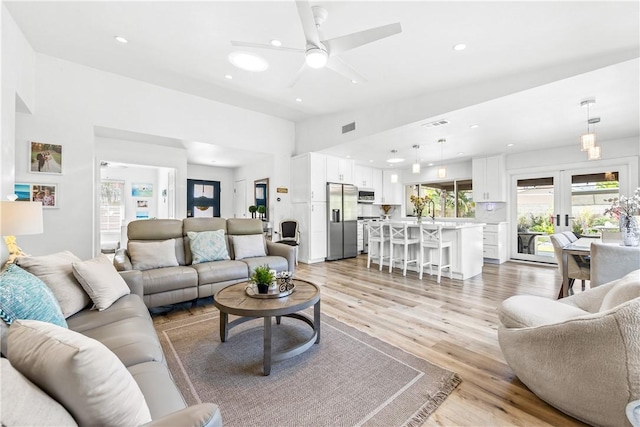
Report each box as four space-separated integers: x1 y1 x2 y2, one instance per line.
230 0 402 87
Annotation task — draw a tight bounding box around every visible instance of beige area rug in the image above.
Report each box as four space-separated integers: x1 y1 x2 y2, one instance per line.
155 311 461 427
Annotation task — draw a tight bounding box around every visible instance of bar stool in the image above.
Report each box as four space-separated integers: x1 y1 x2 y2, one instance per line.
419 223 452 283
366 220 390 271
388 222 420 276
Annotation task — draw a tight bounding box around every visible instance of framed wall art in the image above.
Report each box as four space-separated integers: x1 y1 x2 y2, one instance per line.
15 182 59 208
30 142 62 174
132 183 153 197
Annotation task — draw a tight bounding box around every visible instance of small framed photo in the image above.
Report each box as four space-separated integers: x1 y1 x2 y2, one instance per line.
136 200 148 208
136 211 149 219
132 183 153 197
30 142 62 174
15 183 59 208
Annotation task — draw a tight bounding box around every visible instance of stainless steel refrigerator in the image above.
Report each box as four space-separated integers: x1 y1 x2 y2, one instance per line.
327 183 358 260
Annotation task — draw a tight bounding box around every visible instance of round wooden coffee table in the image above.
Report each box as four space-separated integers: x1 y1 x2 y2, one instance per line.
213 279 321 375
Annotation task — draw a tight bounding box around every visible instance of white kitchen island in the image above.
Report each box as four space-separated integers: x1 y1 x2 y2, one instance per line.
376 220 485 280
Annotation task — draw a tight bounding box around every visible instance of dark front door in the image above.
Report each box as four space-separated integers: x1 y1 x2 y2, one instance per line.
187 179 220 217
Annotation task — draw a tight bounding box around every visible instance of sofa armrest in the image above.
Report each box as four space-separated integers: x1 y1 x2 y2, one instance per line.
119 270 143 298
113 247 133 271
266 241 296 273
141 403 222 427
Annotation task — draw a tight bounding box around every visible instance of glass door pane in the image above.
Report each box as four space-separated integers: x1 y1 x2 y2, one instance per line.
513 176 557 262
568 172 619 237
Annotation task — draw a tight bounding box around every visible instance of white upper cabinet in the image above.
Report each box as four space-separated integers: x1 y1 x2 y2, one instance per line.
291 152 326 203
381 170 403 205
354 165 374 188
372 168 383 204
472 155 506 202
326 155 354 184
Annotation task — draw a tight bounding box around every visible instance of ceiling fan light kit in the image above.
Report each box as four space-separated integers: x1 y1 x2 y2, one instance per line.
230 0 401 86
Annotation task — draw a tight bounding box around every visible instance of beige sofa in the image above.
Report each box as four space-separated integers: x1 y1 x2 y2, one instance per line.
1 261 222 426
498 269 640 427
114 218 296 308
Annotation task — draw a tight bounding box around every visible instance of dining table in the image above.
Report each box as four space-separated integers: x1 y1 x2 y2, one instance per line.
560 237 600 298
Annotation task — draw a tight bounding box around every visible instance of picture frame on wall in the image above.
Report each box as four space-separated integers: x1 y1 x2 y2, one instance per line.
30 142 62 174
15 182 59 208
136 211 149 219
136 200 148 208
132 183 153 197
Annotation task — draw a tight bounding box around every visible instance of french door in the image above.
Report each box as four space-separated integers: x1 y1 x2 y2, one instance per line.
511 165 625 263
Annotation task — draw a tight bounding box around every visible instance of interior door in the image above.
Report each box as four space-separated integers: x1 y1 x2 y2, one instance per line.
234 179 246 218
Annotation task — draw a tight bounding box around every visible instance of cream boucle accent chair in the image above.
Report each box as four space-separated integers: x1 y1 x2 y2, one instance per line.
498 269 640 427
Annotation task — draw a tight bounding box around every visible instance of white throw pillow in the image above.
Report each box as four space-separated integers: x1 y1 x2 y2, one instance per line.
232 234 267 260
7 319 152 426
187 230 230 264
72 254 130 311
15 251 91 318
128 239 179 270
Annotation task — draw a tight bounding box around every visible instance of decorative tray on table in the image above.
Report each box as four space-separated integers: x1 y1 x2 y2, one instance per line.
245 282 296 299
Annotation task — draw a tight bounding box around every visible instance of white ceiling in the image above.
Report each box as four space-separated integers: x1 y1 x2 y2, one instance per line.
5 1 640 169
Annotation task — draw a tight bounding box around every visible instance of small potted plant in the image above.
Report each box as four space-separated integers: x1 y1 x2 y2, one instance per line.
248 205 257 218
250 265 275 294
257 205 266 220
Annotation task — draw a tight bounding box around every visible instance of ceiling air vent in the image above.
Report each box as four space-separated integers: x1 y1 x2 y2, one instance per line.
342 122 356 134
421 119 450 128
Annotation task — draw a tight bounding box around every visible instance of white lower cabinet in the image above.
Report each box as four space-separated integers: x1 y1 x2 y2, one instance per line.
292 202 327 263
483 222 508 264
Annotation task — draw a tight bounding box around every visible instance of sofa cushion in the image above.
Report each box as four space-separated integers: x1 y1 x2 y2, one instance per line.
187 230 230 264
600 269 640 311
0 264 67 328
77 315 165 367
128 361 187 420
1 358 77 426
231 234 267 260
142 266 198 295
129 239 179 271
191 260 248 285
242 256 289 276
66 294 151 332
72 253 130 311
7 319 152 426
498 295 589 328
15 251 91 318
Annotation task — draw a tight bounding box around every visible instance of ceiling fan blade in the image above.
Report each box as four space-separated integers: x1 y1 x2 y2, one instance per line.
325 56 368 84
230 40 304 53
295 0 321 47
325 22 402 55
286 63 308 88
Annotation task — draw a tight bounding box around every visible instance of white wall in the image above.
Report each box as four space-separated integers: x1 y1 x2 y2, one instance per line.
187 164 235 219
3 24 295 260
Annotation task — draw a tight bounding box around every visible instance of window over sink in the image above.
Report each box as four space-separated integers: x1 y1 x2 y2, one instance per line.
405 179 474 218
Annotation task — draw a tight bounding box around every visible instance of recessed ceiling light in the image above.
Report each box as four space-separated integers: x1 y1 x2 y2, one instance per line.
224 74 233 80
228 51 269 72
295 98 302 103
453 43 467 51
270 39 282 47
114 36 128 44
369 160 374 163
507 143 514 147
428 163 434 166
470 124 480 129
457 152 464 155
346 155 351 158
351 80 358 84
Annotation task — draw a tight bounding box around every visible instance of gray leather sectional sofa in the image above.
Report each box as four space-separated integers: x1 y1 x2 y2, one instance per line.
1 271 223 426
114 218 296 308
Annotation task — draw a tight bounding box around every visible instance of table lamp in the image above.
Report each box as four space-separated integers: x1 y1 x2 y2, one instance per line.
0 199 44 265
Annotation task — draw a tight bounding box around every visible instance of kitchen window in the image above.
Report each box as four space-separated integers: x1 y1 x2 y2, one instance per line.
406 179 474 218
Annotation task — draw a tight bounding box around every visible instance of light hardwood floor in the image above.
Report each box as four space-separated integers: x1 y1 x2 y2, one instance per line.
153 256 589 426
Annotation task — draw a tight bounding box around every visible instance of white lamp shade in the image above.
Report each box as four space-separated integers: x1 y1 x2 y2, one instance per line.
580 133 596 151
412 162 420 174
390 173 398 183
587 145 601 160
437 167 447 179
0 201 44 236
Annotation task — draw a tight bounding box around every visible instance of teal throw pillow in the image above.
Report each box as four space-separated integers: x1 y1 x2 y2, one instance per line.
0 264 67 328
187 230 230 264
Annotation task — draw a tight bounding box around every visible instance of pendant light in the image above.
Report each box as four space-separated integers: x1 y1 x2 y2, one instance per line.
412 145 421 173
388 150 400 183
580 98 601 159
437 139 446 179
